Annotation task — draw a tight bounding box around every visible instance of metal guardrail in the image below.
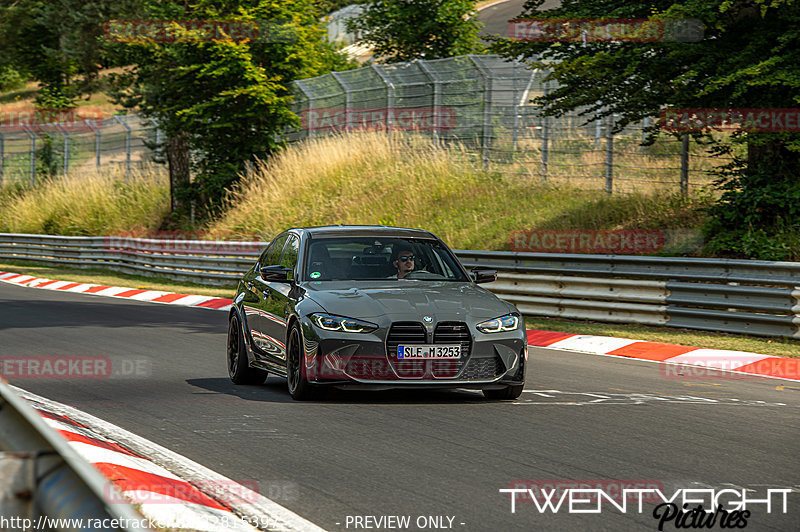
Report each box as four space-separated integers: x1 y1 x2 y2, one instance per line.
1 233 798 339
0 382 149 531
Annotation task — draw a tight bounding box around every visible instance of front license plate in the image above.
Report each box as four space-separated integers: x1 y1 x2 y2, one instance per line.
397 345 461 359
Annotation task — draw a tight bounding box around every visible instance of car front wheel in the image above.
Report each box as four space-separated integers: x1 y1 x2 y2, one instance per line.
286 325 320 401
228 314 268 385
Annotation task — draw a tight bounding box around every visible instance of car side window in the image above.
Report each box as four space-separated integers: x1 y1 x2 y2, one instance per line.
280 235 300 271
266 234 288 266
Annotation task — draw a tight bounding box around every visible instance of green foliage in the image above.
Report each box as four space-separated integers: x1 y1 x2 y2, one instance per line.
0 65 25 91
703 135 800 260
348 0 485 62
491 0 800 260
108 0 352 217
0 0 143 103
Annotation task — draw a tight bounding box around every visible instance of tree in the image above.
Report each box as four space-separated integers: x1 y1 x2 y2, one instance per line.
108 0 352 218
492 0 800 259
348 0 484 62
0 0 142 107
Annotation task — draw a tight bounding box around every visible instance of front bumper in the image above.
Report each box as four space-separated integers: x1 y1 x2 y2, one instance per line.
301 324 526 386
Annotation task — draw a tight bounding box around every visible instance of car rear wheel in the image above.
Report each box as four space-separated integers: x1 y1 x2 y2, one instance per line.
286 325 320 401
228 315 268 385
483 352 525 400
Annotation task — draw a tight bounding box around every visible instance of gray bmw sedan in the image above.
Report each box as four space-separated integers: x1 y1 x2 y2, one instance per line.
227 226 527 400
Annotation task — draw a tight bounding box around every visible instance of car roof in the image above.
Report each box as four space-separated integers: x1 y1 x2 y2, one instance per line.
295 225 438 239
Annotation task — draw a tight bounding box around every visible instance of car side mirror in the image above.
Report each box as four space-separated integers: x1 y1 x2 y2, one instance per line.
260 265 293 283
470 267 497 284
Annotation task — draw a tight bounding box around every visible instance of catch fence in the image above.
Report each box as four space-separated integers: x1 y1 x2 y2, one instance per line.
287 54 734 194
0 114 158 185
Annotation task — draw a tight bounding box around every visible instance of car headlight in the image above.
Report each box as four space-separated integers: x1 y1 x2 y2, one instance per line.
310 313 378 333
476 314 520 333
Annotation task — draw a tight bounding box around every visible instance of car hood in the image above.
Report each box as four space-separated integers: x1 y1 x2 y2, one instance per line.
302 281 516 322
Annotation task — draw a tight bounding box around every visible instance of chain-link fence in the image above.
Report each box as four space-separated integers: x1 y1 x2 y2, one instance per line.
0 115 158 186
287 54 735 194
1 54 736 193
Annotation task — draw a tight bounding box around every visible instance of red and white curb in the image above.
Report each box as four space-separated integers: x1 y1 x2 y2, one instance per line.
0 272 233 311
528 329 800 382
12 385 324 532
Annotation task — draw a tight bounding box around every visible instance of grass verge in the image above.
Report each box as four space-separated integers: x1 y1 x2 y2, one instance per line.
0 259 234 299
525 316 800 359
207 131 709 251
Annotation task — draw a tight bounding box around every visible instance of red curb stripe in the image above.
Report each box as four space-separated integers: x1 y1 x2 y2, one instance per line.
607 341 698 361
526 329 576 347
85 285 113 293
36 409 92 430
733 357 800 380
115 289 147 298
57 282 82 291
57 429 146 459
33 280 59 288
152 293 189 303
93 463 228 510
195 298 234 309
4 274 26 282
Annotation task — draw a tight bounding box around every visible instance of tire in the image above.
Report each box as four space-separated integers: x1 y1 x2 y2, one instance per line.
483 351 525 400
227 314 268 385
286 325 320 401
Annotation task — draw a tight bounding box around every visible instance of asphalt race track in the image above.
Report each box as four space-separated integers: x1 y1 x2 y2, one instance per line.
2 282 798 531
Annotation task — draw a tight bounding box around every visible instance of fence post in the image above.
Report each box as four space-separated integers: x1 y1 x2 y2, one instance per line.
468 56 491 170
540 81 550 184
642 116 651 145
331 72 351 131
512 63 520 154
114 115 132 178
417 60 441 144
371 64 395 135
85 119 101 169
22 125 35 186
294 80 314 140
680 133 690 197
0 129 4 186
605 113 614 194
56 123 69 175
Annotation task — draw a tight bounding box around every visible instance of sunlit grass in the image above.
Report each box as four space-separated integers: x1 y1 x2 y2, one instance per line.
207 131 710 250
0 165 169 235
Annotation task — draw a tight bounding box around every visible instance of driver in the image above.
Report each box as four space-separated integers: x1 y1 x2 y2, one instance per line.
391 245 415 279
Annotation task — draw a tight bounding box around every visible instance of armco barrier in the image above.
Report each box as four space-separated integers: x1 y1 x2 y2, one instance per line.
0 381 149 531
1 233 799 339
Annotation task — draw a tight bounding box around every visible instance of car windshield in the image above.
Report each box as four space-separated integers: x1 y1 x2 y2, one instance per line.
304 236 468 282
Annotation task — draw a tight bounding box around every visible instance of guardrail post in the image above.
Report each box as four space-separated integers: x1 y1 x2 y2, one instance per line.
114 115 132 178
605 113 614 194
680 134 690 197
21 125 35 186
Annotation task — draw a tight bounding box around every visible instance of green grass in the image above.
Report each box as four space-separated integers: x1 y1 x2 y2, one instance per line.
207 131 711 251
525 316 800 359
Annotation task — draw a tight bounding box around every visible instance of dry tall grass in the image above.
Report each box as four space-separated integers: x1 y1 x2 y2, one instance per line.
0 165 169 235
208 131 708 250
